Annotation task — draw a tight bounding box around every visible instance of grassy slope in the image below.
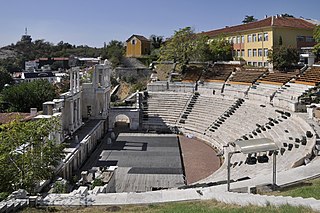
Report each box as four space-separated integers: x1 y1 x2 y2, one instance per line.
22 200 314 213
266 178 320 199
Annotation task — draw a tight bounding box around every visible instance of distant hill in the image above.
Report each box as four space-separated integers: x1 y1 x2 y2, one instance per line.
0 48 18 60
0 37 104 70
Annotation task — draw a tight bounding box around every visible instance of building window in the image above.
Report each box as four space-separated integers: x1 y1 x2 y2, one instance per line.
258 33 262 42
253 34 257 42
232 37 236 44
241 49 245 57
248 49 252 57
258 62 263 67
264 48 268 57
247 35 252 43
241 36 245 43
253 62 257 67
296 36 305 42
258 48 263 57
248 62 252 66
131 39 136 45
237 50 240 57
306 36 315 42
264 62 268 67
264 33 268 41
253 49 257 57
237 36 240 44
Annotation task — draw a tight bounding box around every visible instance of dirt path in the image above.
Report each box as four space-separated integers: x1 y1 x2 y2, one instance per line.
179 136 220 184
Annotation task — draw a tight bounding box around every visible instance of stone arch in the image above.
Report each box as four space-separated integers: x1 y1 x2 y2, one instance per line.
109 108 140 130
114 114 131 128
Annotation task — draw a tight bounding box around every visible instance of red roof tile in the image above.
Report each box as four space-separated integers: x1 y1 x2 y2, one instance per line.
203 16 315 38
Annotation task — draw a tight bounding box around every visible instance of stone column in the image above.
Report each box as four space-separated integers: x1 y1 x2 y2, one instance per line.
70 101 74 132
73 71 76 93
77 71 80 92
78 98 81 126
70 70 74 95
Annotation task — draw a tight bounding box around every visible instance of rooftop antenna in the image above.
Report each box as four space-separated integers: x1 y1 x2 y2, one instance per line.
25 27 28 35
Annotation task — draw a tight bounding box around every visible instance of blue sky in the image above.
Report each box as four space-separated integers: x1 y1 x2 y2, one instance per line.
0 0 319 47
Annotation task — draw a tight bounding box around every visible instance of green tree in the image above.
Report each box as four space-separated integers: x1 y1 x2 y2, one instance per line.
208 37 233 62
268 46 299 70
101 40 124 68
2 80 58 112
313 25 320 58
242 15 257 24
0 66 14 91
281 13 294 18
150 35 164 49
159 27 211 72
0 117 65 194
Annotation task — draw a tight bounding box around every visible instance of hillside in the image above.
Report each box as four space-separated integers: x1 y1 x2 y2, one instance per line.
0 39 104 71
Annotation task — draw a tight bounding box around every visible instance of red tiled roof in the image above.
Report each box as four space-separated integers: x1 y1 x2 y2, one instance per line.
203 16 315 38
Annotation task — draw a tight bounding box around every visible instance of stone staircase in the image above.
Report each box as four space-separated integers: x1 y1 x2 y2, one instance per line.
0 199 29 213
178 93 200 125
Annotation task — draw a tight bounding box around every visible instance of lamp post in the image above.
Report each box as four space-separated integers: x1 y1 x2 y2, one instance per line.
227 151 240 192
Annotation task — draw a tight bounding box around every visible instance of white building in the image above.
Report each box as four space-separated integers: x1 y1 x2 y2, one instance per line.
82 61 111 120
21 71 56 83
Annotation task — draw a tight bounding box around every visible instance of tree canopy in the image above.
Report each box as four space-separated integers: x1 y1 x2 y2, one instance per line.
268 46 299 70
0 66 14 92
313 25 320 57
0 39 104 71
0 117 64 194
159 27 233 71
150 35 164 50
2 79 58 112
101 40 124 68
208 37 233 62
242 15 257 24
159 27 212 71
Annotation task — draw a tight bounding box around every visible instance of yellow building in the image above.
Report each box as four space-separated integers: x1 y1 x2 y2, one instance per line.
203 16 316 67
126 34 151 58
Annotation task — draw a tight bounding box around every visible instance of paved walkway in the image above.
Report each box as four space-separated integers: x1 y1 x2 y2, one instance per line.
179 136 220 184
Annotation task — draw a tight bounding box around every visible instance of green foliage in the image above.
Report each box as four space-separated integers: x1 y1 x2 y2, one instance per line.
313 25 320 57
52 180 68 193
0 40 103 71
281 13 294 18
268 46 299 70
110 76 119 87
208 37 233 62
159 27 211 72
101 40 124 68
2 79 58 112
92 178 104 188
0 192 9 201
50 61 66 70
0 66 14 92
242 15 257 24
0 117 65 194
150 35 164 50
131 82 146 93
279 36 283 46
